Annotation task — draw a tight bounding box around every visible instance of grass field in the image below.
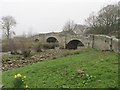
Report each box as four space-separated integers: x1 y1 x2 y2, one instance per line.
2 48 119 88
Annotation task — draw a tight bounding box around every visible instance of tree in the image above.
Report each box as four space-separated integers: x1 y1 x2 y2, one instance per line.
85 2 119 37
62 20 77 35
1 16 16 39
62 20 77 48
85 12 99 31
98 4 119 33
0 16 16 51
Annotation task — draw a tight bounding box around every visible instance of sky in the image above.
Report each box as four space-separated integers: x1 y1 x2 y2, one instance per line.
0 0 119 37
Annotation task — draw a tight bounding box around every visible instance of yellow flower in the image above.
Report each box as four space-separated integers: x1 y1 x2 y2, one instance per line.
17 74 22 77
25 85 28 88
23 76 26 79
14 75 17 78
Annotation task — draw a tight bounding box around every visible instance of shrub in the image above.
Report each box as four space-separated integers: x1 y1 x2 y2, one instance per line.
2 43 9 52
2 36 33 53
22 49 31 57
34 42 43 52
42 43 59 49
34 42 59 51
2 40 10 52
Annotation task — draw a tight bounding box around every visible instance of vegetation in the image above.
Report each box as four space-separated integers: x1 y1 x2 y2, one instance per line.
1 16 16 39
13 74 28 88
85 2 120 38
2 49 86 71
1 16 16 51
1 2 119 89
62 20 76 35
2 35 33 57
2 48 118 88
35 42 59 51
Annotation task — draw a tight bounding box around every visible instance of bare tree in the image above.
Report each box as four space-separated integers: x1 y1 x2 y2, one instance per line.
1 16 16 39
85 12 99 30
1 16 16 51
63 20 77 34
62 20 77 48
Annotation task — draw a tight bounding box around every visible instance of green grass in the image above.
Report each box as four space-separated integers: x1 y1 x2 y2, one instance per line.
2 48 118 88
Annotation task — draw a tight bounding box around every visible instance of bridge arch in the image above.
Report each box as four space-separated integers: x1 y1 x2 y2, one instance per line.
66 39 84 49
35 38 39 42
46 37 58 43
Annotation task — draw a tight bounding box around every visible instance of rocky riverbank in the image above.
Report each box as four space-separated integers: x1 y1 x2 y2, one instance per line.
2 49 84 71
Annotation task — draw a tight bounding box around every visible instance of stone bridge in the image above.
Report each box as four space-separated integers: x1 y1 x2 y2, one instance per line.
32 32 119 53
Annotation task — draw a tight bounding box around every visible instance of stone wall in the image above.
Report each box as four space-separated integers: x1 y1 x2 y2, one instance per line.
89 34 119 53
112 37 119 53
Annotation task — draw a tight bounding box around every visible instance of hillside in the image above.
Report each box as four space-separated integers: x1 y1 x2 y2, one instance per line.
2 48 118 88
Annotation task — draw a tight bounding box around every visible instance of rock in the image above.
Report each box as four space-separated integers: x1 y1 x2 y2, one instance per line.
40 58 43 61
39 55 44 58
0 84 4 89
52 57 56 59
11 51 16 55
21 57 25 60
5 59 11 62
22 50 31 57
23 61 28 63
17 50 22 55
31 56 36 60
7 61 13 64
77 68 86 77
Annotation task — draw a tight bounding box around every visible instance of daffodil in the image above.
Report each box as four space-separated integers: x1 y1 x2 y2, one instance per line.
17 74 22 77
14 75 17 78
13 74 28 88
26 85 28 88
23 76 26 79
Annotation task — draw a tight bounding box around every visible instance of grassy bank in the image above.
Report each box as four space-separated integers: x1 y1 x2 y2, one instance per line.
2 48 118 88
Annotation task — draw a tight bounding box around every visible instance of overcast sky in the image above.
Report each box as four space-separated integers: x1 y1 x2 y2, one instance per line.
0 0 119 37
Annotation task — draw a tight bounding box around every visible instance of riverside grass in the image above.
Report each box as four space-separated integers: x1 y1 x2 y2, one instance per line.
2 48 118 88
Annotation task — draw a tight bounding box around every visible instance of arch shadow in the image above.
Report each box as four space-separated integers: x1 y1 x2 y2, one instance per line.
66 40 84 49
46 37 58 43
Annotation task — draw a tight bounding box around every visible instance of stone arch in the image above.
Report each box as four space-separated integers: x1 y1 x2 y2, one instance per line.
66 40 84 49
46 37 58 43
